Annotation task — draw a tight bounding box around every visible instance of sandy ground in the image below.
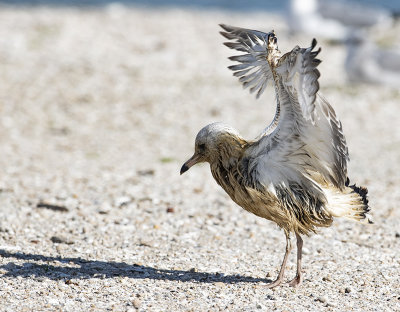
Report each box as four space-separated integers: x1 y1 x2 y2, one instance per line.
0 4 399 311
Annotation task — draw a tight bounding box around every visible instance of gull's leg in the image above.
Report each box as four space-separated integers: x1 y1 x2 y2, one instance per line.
288 233 303 287
266 231 292 288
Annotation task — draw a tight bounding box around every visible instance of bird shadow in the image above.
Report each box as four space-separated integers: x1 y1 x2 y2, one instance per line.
0 249 271 284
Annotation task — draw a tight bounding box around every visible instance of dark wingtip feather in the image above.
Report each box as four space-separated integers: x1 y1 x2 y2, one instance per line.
311 38 317 49
220 31 235 40
219 24 234 32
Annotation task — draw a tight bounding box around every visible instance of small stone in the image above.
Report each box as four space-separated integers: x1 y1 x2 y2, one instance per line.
214 282 225 287
322 276 331 282
132 298 141 309
56 245 63 254
50 236 74 245
345 287 352 293
316 296 327 303
302 247 311 255
139 240 153 247
166 207 174 213
189 268 197 273
266 295 276 300
115 196 131 207
137 169 154 176
37 202 68 212
395 233 400 238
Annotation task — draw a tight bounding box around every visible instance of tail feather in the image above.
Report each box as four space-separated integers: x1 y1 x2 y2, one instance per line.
346 178 370 213
325 178 373 224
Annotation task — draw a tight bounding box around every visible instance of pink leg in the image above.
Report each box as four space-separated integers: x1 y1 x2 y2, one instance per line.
266 231 292 288
288 233 303 287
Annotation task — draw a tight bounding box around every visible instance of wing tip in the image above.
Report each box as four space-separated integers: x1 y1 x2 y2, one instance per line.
311 38 317 49
219 24 233 32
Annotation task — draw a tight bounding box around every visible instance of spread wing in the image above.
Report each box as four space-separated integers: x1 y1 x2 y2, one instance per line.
233 41 347 203
220 24 350 231
267 40 349 189
276 39 321 123
220 25 349 191
219 24 277 99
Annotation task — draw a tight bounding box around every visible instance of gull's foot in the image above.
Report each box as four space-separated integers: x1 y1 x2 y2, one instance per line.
287 275 302 288
265 278 284 289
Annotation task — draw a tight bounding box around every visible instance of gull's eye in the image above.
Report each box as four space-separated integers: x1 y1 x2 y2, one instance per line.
198 143 206 151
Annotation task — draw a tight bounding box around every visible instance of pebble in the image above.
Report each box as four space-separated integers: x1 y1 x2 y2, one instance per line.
316 296 327 303
50 236 74 245
132 298 141 309
115 196 131 207
302 247 311 255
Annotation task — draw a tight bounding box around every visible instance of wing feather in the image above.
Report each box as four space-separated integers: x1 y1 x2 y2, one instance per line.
220 24 276 99
276 39 321 123
221 25 349 200
243 41 348 194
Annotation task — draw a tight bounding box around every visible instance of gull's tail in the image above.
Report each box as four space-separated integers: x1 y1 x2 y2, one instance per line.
325 178 373 224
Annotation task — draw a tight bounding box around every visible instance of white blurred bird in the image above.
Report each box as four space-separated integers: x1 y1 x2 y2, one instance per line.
319 0 393 29
288 0 393 41
345 31 400 87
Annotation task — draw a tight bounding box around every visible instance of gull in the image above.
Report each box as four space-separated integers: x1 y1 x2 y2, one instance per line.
288 0 350 41
180 24 372 288
345 31 400 87
288 0 393 41
318 0 393 29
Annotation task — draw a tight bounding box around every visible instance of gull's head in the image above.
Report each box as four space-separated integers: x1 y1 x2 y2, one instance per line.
267 30 278 50
266 31 281 65
180 122 241 175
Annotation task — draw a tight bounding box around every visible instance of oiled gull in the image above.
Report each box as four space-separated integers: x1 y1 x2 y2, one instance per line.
180 24 372 288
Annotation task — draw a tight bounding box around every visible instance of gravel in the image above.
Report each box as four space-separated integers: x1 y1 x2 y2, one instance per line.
0 4 399 312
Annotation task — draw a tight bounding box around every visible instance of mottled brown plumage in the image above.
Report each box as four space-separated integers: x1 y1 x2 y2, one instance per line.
180 24 372 288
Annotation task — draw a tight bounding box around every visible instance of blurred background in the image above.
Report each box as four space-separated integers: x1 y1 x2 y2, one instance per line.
0 0 399 173
0 1 399 310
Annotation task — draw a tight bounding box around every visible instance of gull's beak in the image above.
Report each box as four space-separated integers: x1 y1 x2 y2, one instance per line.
180 153 201 175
